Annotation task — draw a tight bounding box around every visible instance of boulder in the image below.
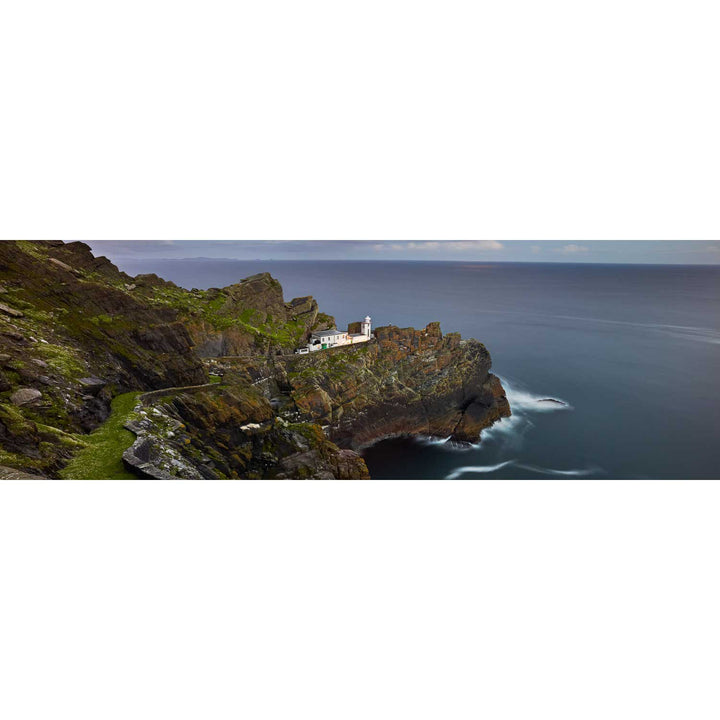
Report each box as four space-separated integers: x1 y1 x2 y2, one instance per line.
0 465 47 480
286 296 316 318
0 331 25 343
10 388 42 406
0 302 24 318
48 257 75 273
78 377 107 395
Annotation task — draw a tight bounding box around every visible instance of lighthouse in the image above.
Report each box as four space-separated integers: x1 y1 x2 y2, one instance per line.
361 315 372 338
296 314 373 353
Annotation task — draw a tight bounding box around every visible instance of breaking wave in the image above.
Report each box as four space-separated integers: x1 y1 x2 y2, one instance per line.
416 435 476 451
440 378 588 478
394 378 587 477
417 435 452 446
410 378 573 460
499 376 572 413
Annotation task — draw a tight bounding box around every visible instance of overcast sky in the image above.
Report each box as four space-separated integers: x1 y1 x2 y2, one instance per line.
85 240 720 265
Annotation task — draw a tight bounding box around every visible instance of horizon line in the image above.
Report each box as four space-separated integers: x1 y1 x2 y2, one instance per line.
109 256 720 267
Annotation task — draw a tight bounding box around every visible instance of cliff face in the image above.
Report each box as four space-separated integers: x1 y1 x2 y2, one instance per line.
116 320 511 480
273 322 510 448
0 241 207 390
121 384 369 480
0 241 510 478
181 278 335 357
0 241 207 473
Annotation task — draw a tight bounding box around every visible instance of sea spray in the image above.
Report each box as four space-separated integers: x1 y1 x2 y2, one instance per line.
498 375 573 413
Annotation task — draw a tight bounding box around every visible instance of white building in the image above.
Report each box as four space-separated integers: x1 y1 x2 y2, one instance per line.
297 315 372 353
309 329 349 351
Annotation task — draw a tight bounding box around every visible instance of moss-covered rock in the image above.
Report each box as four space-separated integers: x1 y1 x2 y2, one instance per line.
121 384 368 479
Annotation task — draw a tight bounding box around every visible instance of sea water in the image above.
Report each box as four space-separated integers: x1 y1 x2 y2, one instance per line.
116 259 720 479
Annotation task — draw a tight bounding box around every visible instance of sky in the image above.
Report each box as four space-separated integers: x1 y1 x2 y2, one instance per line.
84 240 720 265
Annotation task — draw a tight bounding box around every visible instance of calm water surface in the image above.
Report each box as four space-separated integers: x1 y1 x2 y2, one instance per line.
118 259 720 479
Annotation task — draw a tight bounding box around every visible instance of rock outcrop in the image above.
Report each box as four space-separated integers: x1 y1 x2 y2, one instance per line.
183 275 335 357
121 385 370 479
268 321 510 449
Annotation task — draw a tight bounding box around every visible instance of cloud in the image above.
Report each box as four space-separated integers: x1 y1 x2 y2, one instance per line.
556 244 589 254
446 240 503 251
372 240 503 253
407 242 441 250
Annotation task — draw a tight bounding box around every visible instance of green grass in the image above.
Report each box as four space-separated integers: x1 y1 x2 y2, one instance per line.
15 240 46 259
59 391 141 479
145 283 309 350
36 342 86 378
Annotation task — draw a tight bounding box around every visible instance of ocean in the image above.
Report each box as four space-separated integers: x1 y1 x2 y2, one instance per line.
116 259 720 479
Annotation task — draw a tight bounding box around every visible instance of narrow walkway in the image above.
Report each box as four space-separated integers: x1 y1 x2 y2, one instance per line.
59 391 141 479
137 381 220 405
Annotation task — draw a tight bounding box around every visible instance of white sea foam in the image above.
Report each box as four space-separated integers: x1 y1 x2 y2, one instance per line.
514 463 603 477
473 415 533 454
417 435 452 446
445 460 602 479
445 460 515 479
415 435 477 452
463 377 570 456
412 379 570 454
498 376 572 413
440 379 585 478
660 327 720 345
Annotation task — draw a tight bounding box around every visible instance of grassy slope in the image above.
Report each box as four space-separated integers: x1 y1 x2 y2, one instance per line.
1 242 323 476
148 282 309 349
59 392 141 479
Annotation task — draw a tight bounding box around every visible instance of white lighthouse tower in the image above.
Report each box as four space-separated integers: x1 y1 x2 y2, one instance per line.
361 315 372 338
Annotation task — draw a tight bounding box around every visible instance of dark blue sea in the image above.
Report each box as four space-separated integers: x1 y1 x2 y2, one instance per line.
117 259 720 479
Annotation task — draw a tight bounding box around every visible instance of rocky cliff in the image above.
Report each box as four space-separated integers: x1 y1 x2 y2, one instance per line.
0 241 510 478
281 322 510 448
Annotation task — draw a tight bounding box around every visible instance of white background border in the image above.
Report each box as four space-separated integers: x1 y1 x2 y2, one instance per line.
1 1 719 240
2 2 720 719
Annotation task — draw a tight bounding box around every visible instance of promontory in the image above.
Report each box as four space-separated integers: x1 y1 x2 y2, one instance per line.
0 241 510 479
